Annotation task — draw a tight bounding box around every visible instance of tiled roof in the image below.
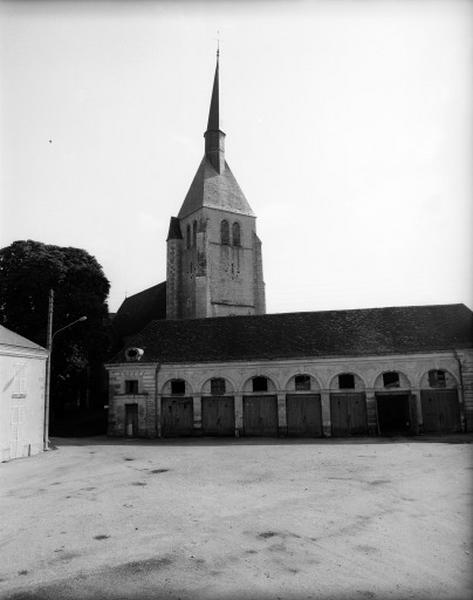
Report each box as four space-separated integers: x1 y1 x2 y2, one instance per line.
177 157 255 219
0 325 47 352
112 281 166 342
109 303 473 364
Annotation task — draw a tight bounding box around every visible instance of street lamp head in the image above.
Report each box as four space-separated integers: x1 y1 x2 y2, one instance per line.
78 316 87 322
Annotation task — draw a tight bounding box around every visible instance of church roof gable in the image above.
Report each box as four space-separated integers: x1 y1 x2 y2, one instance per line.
109 303 473 364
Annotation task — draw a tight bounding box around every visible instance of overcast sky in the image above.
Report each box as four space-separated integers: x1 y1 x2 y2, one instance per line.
1 0 472 314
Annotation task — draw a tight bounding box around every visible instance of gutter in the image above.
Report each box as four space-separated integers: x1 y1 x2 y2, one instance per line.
453 349 465 431
155 362 161 438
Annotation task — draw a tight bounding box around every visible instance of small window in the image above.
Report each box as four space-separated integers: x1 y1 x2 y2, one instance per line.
295 375 311 391
232 222 241 246
210 378 226 395
186 224 191 249
252 376 268 392
125 380 139 394
192 220 197 247
383 372 400 388
221 220 230 245
338 374 355 389
428 369 446 388
171 379 186 395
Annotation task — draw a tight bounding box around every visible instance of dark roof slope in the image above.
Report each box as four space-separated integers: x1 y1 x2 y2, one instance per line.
110 303 473 364
166 217 182 240
112 281 166 342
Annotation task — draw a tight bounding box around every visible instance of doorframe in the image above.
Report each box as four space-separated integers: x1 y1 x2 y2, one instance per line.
375 391 416 435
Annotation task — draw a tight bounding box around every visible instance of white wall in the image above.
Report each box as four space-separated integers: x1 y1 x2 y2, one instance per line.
0 346 47 461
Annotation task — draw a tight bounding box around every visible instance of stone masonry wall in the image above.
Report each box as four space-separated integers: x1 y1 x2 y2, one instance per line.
176 207 263 319
107 365 157 437
458 350 473 431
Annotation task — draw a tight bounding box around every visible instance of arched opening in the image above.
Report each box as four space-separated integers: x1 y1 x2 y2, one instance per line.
210 377 226 395
170 379 186 395
252 376 268 392
295 374 311 391
186 224 191 249
221 220 230 245
232 222 241 246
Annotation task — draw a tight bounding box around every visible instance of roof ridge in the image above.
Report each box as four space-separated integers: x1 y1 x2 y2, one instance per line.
148 303 470 328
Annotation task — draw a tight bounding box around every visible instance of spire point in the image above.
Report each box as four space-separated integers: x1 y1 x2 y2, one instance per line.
205 43 225 173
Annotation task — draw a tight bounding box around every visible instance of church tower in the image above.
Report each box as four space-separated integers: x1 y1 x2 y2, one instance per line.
166 53 266 320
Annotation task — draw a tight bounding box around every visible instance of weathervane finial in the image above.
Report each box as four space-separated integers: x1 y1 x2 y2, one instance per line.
216 30 220 59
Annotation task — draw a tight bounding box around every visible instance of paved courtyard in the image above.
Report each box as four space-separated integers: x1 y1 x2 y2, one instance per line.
0 436 472 599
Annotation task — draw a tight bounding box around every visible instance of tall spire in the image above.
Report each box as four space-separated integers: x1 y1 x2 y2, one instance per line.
207 48 219 131
204 48 225 174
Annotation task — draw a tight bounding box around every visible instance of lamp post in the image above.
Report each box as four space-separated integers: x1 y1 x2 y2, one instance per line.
43 288 87 451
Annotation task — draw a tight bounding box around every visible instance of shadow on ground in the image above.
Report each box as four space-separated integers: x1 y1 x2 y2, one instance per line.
50 433 473 449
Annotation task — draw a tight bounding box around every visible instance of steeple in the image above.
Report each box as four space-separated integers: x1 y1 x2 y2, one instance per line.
167 49 266 320
204 49 226 174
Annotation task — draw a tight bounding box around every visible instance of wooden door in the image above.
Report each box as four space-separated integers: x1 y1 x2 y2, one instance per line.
421 390 460 433
161 397 193 437
376 394 410 435
202 396 235 436
330 393 368 436
348 393 368 434
243 395 278 436
124 403 138 437
286 394 322 437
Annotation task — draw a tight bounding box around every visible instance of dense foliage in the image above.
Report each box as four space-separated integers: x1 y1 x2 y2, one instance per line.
0 240 111 420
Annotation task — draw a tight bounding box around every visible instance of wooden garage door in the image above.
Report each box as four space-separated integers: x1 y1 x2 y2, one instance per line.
202 396 235 436
286 394 322 437
243 395 278 436
421 389 460 433
161 397 194 437
330 393 368 436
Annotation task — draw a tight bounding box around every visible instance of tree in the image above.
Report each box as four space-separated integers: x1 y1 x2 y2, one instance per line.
0 240 111 424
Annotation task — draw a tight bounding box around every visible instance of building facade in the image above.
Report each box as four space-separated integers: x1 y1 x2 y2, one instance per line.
0 325 48 461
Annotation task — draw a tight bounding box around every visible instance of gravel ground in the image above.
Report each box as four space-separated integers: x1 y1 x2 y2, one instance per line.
0 435 472 600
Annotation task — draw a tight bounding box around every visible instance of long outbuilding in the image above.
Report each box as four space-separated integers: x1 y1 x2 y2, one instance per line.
106 303 473 439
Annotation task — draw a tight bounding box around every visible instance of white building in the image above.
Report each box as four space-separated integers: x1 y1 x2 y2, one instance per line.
0 325 48 461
